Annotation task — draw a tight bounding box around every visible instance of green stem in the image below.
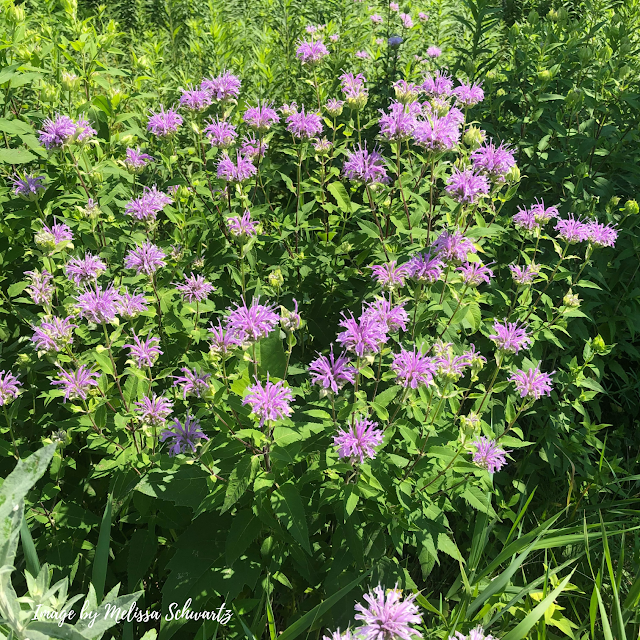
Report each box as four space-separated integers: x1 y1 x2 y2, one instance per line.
3 406 19 459
101 322 128 411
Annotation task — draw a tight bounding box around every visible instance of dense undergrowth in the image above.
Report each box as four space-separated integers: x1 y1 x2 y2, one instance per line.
0 0 639 639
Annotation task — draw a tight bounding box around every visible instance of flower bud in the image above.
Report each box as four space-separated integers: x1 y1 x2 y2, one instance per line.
624 199 639 216
563 289 581 308
7 3 26 23
61 71 81 92
557 7 568 21
459 412 480 443
577 47 592 65
592 334 606 354
548 9 558 21
576 163 589 179
496 88 506 98
505 165 521 183
280 301 301 333
268 268 284 289
193 257 205 269
41 83 58 103
537 69 551 82
313 137 332 156
463 125 485 150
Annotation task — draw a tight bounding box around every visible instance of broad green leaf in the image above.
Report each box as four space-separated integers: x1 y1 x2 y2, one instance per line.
221 456 259 513
271 482 311 555
0 148 37 163
225 509 260 566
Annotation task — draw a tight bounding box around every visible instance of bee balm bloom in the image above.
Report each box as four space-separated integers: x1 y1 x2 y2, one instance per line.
471 437 508 474
52 365 100 402
0 371 21 406
334 418 384 463
391 348 437 388
161 415 209 456
147 105 183 137
123 333 163 368
226 298 279 343
354 585 422 640
509 365 554 399
308 347 355 393
296 39 329 64
243 376 294 427
343 143 389 185
488 320 531 354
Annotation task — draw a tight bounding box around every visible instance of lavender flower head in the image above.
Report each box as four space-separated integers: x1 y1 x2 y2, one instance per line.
509 263 539 285
445 168 490 204
161 416 209 457
422 71 453 97
370 261 411 290
308 346 355 393
334 418 384 463
204 118 237 148
240 135 268 159
243 102 280 132
453 82 484 108
31 316 77 354
457 261 493 286
201 71 241 102
116 289 148 319
124 333 163 368
323 629 354 640
125 242 166 275
217 152 257 183
354 585 422 640
25 269 54 307
75 115 96 144
391 347 437 388
393 80 421 104
52 365 100 402
471 437 508 474
243 376 294 427
554 215 590 243
125 185 173 222
489 320 531 354
449 626 497 640
135 393 173 428
280 299 301 332
226 298 279 343
175 273 215 302
530 199 558 224
412 112 461 152
228 210 259 238
355 51 371 59
296 39 329 64
35 221 73 252
340 72 368 109
400 13 413 28
379 101 418 142
147 105 183 138
471 141 516 183
587 220 618 247
336 311 388 357
0 371 21 406
12 174 46 201
510 364 554 399
208 321 242 356
371 13 384 24
362 298 408 333
343 143 389 185
407 251 444 283
179 86 212 111
287 106 323 139
173 367 211 399
125 147 154 173
65 253 106 286
38 114 77 149
433 230 476 262
426 46 442 58
419 12 429 22
436 350 472 381
512 207 538 231
75 284 121 324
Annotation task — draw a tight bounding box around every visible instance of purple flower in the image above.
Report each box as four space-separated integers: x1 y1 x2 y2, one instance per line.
355 50 371 59
489 320 531 354
433 230 476 262
243 376 294 426
323 630 353 640
240 135 268 159
38 114 77 149
217 151 257 183
31 316 77 354
412 113 461 152
436 351 472 379
179 86 212 111
354 585 422 640
422 71 453 97
419 12 429 22
0 371 21 406
173 367 211 399
75 115 96 143
400 13 413 28
471 437 508 474
471 141 516 183
175 273 215 303
52 365 100 402
201 71 241 102
161 415 209 456
147 106 183 137
390 2 399 10
12 174 46 200
371 13 383 24
370 261 411 289
124 333 162 368
530 199 558 223
296 39 329 64
513 206 538 231
208 321 242 355
135 393 173 427
509 263 539 284
343 143 389 185
125 186 173 222
391 347 437 388
450 626 497 640
453 82 484 107
336 311 388 357
340 72 368 108
280 299 301 332
226 298 279 343
510 365 554 399
445 168 490 204
125 147 154 173
75 284 121 324
334 418 384 463
35 221 73 250
65 253 106 285
393 80 421 104
280 102 299 117
25 269 54 306
243 102 280 132
287 106 323 139
586 221 618 247
124 242 166 275
407 251 444 283
426 46 441 58
204 118 237 148
457 261 493 286
228 210 259 238
116 289 148 319
362 298 408 333
378 101 418 141
554 215 590 243
308 346 355 393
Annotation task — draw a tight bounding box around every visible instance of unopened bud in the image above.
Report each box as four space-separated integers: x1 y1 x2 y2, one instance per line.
505 165 521 184
592 335 606 354
563 290 581 308
463 125 485 150
268 268 284 289
624 199 639 215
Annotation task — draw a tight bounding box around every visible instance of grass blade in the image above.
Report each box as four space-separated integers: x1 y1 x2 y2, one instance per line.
20 512 40 577
91 495 112 605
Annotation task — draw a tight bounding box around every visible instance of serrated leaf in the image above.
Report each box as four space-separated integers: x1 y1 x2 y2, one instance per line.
0 148 36 163
221 456 259 513
226 509 260 566
271 481 311 554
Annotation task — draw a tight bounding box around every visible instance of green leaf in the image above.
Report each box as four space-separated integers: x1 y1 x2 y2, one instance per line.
258 330 287 379
91 496 112 604
225 509 260 566
128 527 158 590
462 486 497 517
271 481 311 555
327 182 352 213
0 148 37 163
437 534 463 561
73 591 143 638
20 514 40 578
136 466 211 509
221 456 259 513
